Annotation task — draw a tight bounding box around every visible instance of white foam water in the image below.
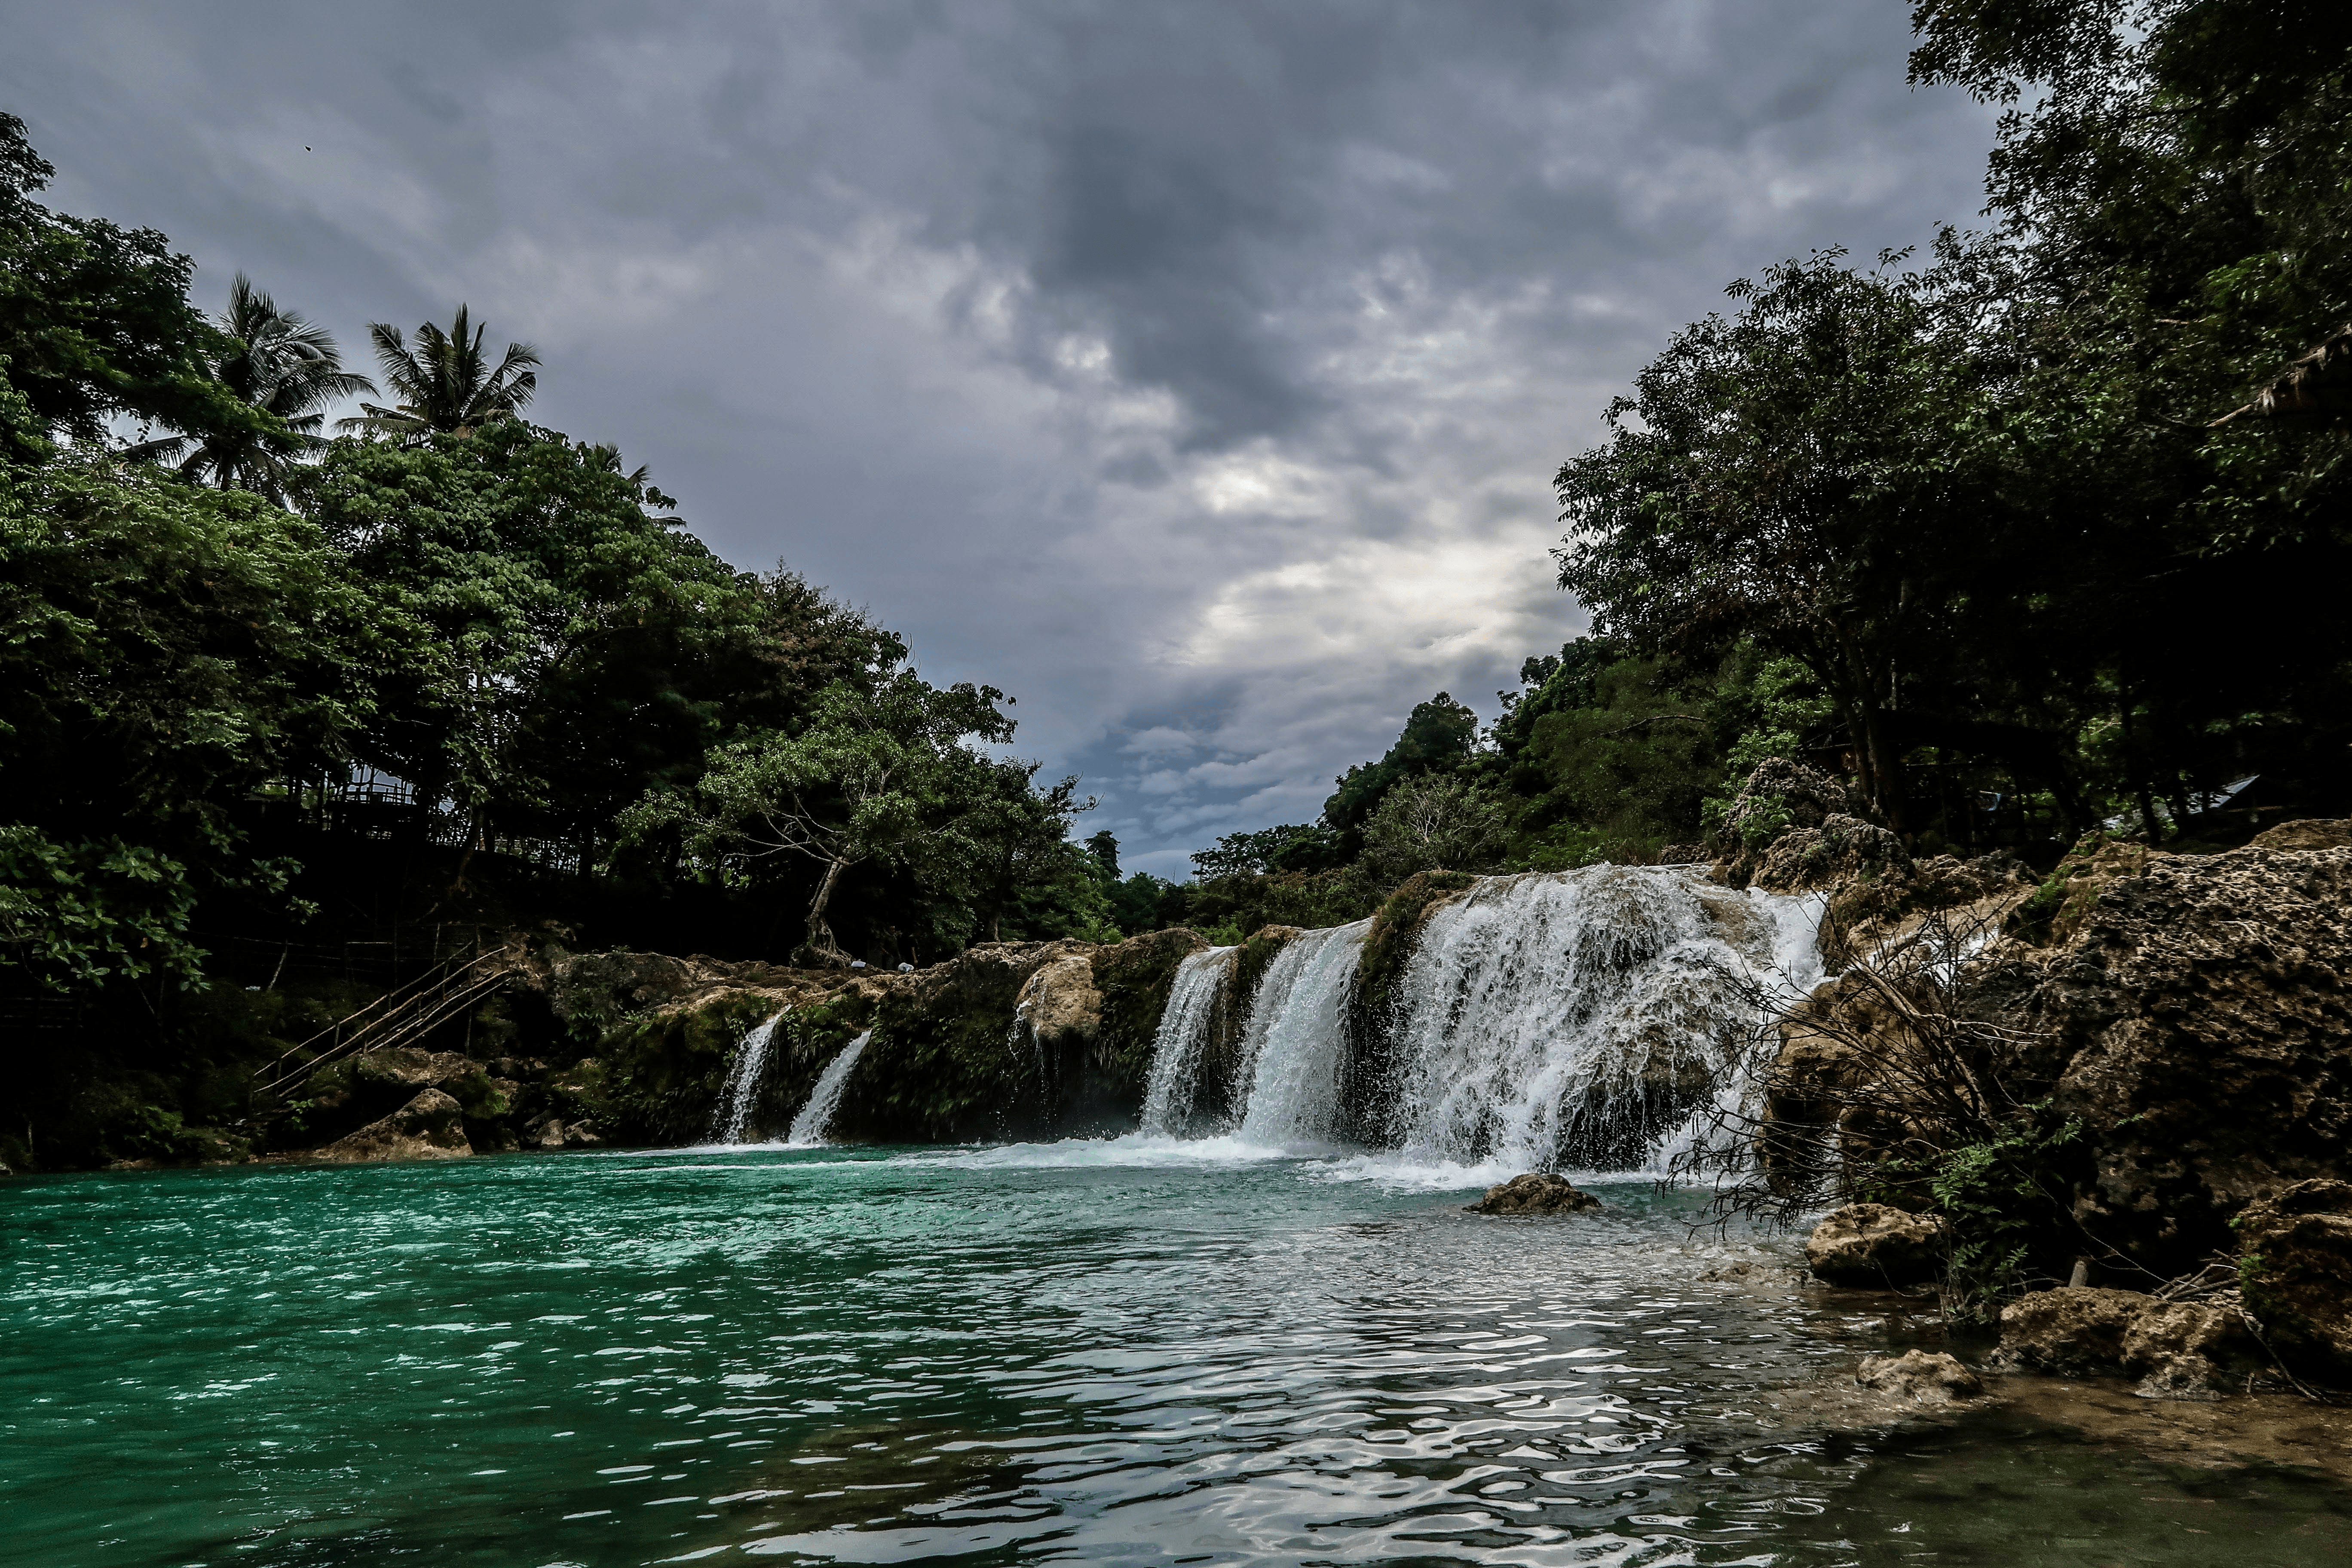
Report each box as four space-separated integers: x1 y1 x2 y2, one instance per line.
709 1012 785 1144
1384 866 1822 1174
1138 946 1236 1136
785 1030 871 1146
1234 920 1372 1147
1130 865 1826 1177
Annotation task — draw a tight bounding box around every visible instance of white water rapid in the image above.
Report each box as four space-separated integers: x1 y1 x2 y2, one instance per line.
1138 946 1235 1136
1131 864 1823 1176
786 1031 871 1146
709 1013 785 1144
1235 920 1372 1147
1384 866 1823 1174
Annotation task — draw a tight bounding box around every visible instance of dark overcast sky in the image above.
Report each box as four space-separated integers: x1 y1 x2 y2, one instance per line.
5 1 1997 876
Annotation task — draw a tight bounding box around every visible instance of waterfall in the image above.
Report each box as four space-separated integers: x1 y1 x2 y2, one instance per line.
1234 920 1372 1147
1139 947 1236 1136
1129 864 1823 1173
787 1031 872 1146
1382 865 1821 1173
710 1013 785 1144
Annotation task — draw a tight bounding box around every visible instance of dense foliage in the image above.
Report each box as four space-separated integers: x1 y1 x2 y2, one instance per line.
0 114 1123 1164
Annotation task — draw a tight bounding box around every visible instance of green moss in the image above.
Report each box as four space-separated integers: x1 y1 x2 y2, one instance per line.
1343 870 1476 1143
854 986 1029 1143
1089 928 1207 1102
590 989 782 1143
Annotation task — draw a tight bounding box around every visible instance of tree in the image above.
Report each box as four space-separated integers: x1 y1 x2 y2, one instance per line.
1358 774 1509 883
126 273 375 502
1554 250 2035 829
297 422 763 855
0 458 403 989
619 673 1016 962
340 305 540 438
1322 692 1483 832
0 113 264 462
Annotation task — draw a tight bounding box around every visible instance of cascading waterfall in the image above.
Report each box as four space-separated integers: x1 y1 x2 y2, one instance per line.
1131 863 1823 1171
1383 865 1823 1173
1138 946 1235 1136
1234 920 1371 1147
710 1012 785 1144
787 1031 872 1146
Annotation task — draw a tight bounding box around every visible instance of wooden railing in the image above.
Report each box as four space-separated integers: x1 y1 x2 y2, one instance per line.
252 944 520 1102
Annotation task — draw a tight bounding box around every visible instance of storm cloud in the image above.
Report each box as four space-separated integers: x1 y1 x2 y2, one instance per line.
5 1 1996 873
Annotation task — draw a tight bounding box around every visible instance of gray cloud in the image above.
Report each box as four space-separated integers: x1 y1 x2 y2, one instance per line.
3 0 1996 875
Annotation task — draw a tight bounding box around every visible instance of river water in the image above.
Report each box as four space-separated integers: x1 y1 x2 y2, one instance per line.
7 1142 2350 1567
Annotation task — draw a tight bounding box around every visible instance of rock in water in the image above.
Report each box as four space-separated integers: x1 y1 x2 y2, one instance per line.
1994 1285 2261 1397
311 1088 472 1163
1804 1204 1946 1286
1993 1286 2157 1375
2236 1178 2352 1380
1466 1173 1601 1215
2122 1302 2257 1400
1856 1349 1983 1404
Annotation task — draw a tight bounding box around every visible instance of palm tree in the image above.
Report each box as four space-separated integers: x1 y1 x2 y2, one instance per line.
126 273 377 502
340 305 540 438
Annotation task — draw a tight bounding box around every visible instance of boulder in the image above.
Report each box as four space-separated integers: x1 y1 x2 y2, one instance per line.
1714 759 1877 887
2249 818 2352 852
2236 1178 2352 1379
2122 1301 2257 1400
1466 1173 1602 1216
1754 814 1909 895
1855 1349 1983 1405
526 1116 604 1150
1016 952 1104 1042
1993 1286 2156 1375
1804 1204 1946 1286
2015 843 2352 1270
310 1088 472 1163
350 1048 485 1091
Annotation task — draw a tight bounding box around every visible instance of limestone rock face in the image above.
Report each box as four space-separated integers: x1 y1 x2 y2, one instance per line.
1466 1173 1601 1216
1993 1286 2157 1374
311 1088 472 1163
1804 1204 1946 1287
1754 814 1909 895
352 1049 485 1092
1995 1286 2260 1396
1989 843 2352 1270
1855 1349 1982 1404
1017 953 1104 1043
1714 760 1874 887
2122 1302 2256 1399
2236 1179 2352 1379
2250 818 2352 852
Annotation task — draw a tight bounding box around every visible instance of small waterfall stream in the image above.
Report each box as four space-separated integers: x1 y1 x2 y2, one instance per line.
1138 946 1235 1136
1235 921 1370 1147
787 1031 871 1145
710 1013 785 1144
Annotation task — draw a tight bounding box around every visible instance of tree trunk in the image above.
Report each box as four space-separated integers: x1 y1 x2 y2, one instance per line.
805 857 851 962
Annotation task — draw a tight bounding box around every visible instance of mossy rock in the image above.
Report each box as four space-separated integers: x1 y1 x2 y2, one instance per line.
592 989 786 1144
1088 927 1209 1107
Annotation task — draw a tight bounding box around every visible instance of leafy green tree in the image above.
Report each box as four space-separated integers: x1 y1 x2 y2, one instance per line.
1906 0 2352 818
340 305 540 438
619 673 1016 962
0 113 264 462
1554 250 2041 829
0 458 403 988
1359 773 1508 883
296 422 763 855
1322 692 1483 832
126 273 375 502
